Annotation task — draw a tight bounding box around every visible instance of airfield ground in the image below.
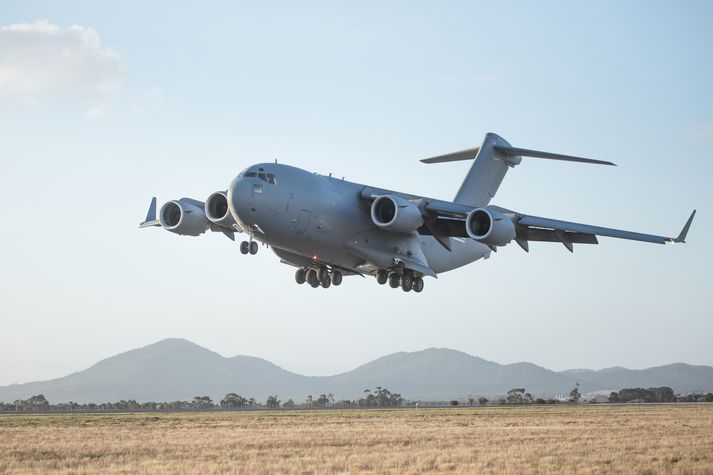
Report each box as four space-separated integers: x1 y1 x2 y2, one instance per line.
1 404 712 473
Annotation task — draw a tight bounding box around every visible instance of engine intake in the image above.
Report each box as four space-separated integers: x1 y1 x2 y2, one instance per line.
159 199 209 236
205 191 237 229
370 195 423 233
465 208 515 246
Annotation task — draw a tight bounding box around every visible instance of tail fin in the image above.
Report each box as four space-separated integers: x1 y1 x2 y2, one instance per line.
421 133 614 207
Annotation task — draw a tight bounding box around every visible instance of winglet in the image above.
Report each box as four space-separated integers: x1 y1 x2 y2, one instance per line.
139 197 161 228
673 210 696 243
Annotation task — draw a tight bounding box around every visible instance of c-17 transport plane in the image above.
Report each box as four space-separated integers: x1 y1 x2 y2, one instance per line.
140 133 695 293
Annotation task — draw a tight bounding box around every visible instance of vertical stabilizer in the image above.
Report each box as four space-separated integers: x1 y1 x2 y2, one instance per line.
453 133 520 207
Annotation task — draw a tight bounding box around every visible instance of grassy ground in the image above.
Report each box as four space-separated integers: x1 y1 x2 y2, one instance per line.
1 405 712 474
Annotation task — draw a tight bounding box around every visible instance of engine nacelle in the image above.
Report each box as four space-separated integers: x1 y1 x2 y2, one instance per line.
465 208 516 246
159 199 209 236
370 195 424 233
205 191 237 229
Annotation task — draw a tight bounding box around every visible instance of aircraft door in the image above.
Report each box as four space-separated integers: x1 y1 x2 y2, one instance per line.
293 209 311 235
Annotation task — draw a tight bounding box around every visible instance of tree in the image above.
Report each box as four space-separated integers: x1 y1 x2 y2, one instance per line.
266 395 281 408
220 393 247 409
478 397 488 406
608 391 620 403
358 387 403 407
569 383 581 403
283 399 295 408
506 388 527 404
617 387 675 403
316 394 330 406
191 396 213 409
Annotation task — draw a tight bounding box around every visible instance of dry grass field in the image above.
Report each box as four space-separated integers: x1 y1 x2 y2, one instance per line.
1 404 712 474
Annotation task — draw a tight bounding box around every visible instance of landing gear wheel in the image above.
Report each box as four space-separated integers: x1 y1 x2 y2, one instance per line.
376 270 388 285
321 277 331 289
240 241 249 255
401 271 414 292
307 268 319 288
331 271 342 286
318 267 329 283
249 241 258 255
388 272 401 289
413 277 424 293
295 268 306 285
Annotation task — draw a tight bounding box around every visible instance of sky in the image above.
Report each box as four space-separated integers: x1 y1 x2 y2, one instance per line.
1 1 711 386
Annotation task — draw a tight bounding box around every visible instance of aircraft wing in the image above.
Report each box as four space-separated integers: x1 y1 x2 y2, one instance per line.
360 187 694 252
421 198 695 252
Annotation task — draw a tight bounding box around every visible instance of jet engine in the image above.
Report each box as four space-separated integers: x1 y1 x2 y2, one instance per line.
205 191 237 229
370 195 424 233
159 199 209 236
465 208 516 246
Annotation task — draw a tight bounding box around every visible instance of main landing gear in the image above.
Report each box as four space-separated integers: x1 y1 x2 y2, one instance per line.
295 266 342 289
375 268 424 293
240 240 259 255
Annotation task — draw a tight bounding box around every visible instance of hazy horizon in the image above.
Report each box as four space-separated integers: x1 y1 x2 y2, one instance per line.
1 1 711 386
3 337 711 387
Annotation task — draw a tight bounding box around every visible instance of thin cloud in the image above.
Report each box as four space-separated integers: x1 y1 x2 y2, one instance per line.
0 20 124 100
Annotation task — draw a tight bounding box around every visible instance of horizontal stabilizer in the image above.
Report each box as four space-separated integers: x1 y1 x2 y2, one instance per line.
492 145 616 166
421 147 480 164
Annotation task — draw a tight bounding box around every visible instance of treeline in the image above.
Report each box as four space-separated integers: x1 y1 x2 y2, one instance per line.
1 386 404 413
608 387 713 403
3 385 713 413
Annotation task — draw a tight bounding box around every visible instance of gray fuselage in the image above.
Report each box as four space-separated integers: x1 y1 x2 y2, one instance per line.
226 163 489 277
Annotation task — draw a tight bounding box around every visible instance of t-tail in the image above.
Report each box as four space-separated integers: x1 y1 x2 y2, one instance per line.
421 132 615 207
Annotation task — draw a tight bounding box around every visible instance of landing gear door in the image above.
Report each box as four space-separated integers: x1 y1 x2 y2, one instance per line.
293 209 311 235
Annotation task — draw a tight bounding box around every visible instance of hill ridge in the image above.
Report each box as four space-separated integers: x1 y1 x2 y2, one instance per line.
1 339 711 403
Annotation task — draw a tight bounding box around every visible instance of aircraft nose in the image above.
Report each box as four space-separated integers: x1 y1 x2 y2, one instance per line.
227 175 251 225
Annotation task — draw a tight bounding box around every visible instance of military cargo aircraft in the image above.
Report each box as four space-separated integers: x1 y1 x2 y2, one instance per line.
140 133 695 292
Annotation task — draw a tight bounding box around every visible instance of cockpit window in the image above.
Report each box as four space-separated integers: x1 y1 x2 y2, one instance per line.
242 170 276 184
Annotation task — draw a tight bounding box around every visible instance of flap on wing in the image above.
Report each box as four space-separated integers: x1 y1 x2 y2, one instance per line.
518 227 598 244
518 215 670 244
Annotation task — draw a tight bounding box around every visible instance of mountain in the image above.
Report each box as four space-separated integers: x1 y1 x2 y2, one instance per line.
559 363 713 394
0 339 711 403
0 339 320 403
325 348 591 399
